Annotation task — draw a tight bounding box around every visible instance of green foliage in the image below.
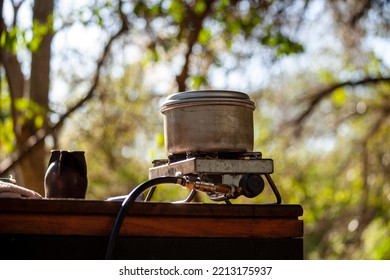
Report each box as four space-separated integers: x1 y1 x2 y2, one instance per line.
167 0 185 23
14 98 45 129
331 87 347 106
0 94 44 154
260 31 304 57
71 1 114 27
0 26 19 53
0 15 53 54
0 94 14 153
29 16 54 52
198 28 212 45
194 0 207 15
191 75 207 89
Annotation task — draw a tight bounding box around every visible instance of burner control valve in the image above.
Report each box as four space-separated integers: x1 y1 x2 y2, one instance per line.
239 174 265 198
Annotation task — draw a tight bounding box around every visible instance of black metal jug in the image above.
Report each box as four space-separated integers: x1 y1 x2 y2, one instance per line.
44 150 88 199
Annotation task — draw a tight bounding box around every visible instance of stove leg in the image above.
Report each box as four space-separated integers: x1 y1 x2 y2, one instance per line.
144 186 156 201
264 174 282 204
173 189 197 203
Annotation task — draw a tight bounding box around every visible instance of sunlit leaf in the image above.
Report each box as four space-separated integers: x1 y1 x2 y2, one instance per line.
1 27 19 54
331 87 347 106
194 0 207 15
15 98 30 111
13 98 46 129
0 31 6 49
319 70 337 83
168 0 184 23
261 31 304 57
198 28 212 45
34 115 44 129
149 5 161 16
28 36 43 52
191 75 207 89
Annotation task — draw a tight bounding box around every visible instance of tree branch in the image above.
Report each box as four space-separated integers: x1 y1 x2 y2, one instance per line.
0 4 129 176
293 76 390 136
349 0 371 27
175 0 215 92
10 0 25 28
2 53 25 133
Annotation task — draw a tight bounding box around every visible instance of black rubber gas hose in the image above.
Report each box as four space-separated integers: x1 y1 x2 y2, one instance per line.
105 176 183 259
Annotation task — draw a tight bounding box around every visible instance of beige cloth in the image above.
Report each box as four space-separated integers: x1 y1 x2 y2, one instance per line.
0 181 43 199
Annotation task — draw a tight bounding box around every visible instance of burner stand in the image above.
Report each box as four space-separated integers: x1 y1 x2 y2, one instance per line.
149 152 282 203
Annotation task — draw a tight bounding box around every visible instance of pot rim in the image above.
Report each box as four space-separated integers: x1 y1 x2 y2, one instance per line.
161 90 255 112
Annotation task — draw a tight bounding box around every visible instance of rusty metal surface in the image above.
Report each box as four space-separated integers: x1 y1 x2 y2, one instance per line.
149 157 274 178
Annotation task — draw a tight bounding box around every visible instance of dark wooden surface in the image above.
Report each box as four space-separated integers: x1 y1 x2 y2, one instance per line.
0 198 304 259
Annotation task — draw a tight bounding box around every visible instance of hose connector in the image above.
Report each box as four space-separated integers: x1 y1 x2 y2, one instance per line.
179 176 239 200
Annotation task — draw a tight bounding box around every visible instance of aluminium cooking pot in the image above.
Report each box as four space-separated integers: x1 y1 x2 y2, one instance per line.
161 90 255 155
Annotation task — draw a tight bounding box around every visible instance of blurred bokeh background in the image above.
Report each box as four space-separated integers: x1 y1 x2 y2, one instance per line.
1 0 390 259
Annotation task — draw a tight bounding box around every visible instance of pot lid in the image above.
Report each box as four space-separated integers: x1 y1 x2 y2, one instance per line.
161 90 255 112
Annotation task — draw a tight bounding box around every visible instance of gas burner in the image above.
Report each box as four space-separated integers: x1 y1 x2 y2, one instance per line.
162 151 263 164
149 152 282 204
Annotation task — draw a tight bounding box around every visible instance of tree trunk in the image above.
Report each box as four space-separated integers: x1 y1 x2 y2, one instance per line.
1 0 26 186
17 0 53 194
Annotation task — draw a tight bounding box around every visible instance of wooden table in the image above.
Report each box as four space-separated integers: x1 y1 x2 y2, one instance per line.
0 198 303 259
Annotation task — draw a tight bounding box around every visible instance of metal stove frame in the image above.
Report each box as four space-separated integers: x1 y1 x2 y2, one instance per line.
148 152 282 204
